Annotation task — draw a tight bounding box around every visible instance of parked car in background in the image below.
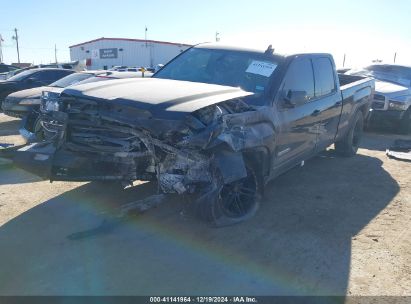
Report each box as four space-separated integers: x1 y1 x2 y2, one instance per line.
154 64 164 72
346 64 411 133
337 68 351 74
0 63 20 73
0 61 85 81
109 66 128 71
2 71 109 118
21 70 153 141
0 63 20 80
110 66 157 73
0 68 74 109
14 43 374 226
37 61 83 70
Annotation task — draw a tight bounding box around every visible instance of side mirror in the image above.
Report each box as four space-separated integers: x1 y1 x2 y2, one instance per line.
282 90 308 108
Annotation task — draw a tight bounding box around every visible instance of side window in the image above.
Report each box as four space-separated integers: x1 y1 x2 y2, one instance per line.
35 70 71 83
313 57 336 97
52 70 73 80
281 58 315 107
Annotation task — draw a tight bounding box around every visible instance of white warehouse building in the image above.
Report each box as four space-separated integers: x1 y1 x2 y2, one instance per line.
69 37 192 70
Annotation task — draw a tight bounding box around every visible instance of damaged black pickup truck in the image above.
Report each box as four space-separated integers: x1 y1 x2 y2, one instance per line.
13 43 375 226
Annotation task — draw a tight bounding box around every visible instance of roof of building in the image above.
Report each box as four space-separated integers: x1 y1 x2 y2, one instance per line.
69 37 193 48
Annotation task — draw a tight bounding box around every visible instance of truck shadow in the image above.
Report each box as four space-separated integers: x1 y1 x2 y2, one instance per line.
0 154 398 296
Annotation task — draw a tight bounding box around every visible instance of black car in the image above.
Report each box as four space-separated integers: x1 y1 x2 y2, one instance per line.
0 63 20 73
0 68 74 108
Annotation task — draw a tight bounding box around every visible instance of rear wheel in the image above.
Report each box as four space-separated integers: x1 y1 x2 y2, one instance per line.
197 165 260 227
335 111 364 157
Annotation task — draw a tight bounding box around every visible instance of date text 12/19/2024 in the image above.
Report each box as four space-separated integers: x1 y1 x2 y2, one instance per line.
150 297 257 303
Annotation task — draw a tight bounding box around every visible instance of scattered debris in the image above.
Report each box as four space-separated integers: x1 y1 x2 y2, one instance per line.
119 194 166 216
386 139 411 162
67 194 167 240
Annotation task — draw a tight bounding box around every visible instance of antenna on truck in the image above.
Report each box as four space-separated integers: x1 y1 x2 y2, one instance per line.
265 44 275 55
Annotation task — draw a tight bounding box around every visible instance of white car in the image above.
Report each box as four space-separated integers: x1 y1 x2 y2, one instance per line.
346 64 411 133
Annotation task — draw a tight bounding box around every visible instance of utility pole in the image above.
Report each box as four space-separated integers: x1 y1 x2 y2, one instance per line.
0 34 3 63
54 44 58 63
343 53 346 67
394 52 397 63
12 28 20 63
145 26 148 47
215 32 220 42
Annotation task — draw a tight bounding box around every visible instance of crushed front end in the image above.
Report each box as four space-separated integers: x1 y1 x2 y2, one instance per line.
13 92 276 225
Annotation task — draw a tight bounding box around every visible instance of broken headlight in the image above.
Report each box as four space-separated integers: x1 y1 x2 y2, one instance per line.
41 91 61 112
388 99 408 111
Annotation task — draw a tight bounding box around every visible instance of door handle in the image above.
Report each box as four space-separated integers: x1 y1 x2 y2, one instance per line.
311 109 320 116
335 101 342 106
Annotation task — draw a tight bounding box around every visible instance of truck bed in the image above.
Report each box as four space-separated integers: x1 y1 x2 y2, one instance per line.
338 74 374 101
335 74 375 141
338 74 368 87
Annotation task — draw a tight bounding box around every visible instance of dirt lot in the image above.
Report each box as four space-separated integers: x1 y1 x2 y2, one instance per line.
0 113 410 296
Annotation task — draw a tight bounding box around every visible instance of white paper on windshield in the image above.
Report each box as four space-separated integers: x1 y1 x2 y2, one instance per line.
246 60 277 77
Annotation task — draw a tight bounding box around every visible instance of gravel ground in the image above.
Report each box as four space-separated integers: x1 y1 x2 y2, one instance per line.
0 113 410 296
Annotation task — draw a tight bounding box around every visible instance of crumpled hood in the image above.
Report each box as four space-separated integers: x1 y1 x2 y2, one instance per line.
5 86 63 104
7 87 46 101
62 78 254 119
8 86 63 99
375 80 411 98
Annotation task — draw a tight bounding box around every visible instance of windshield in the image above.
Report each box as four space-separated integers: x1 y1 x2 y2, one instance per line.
6 69 37 82
348 65 411 87
154 48 280 95
49 73 93 88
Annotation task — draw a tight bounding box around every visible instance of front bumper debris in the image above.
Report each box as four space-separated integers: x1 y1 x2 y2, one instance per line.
13 142 55 179
386 139 411 162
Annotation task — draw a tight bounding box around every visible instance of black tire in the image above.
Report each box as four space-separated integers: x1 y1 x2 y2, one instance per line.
197 165 260 227
335 111 364 157
399 108 411 134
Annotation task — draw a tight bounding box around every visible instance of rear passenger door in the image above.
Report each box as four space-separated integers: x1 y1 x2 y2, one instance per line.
312 57 343 150
273 57 320 169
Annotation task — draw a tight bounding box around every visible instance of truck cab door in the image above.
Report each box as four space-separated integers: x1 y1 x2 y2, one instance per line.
272 57 319 171
312 57 343 151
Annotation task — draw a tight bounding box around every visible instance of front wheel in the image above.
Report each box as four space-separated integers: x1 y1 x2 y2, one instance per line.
335 111 364 157
197 165 260 227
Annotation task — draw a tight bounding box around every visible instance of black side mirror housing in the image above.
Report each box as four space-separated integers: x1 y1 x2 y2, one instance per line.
282 90 308 108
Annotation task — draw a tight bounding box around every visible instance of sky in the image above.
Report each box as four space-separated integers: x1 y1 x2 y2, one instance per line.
1 0 411 68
